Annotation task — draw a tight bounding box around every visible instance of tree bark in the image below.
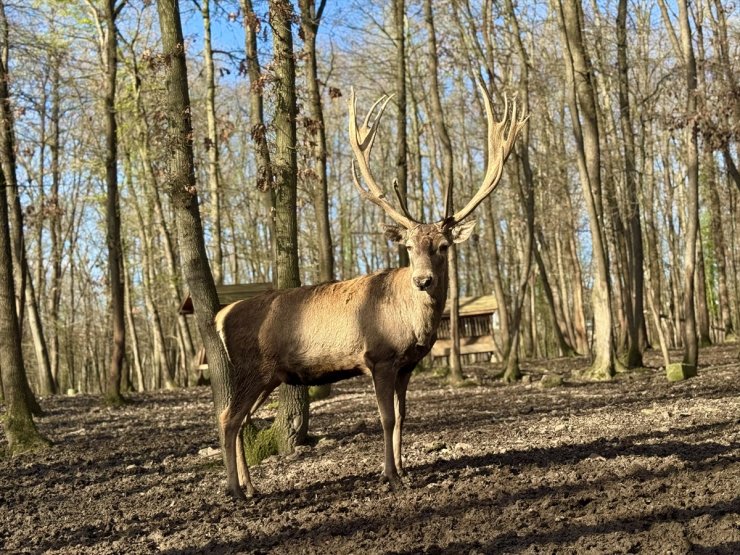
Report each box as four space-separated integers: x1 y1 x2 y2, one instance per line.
616 0 646 368
298 0 333 284
0 106 49 454
677 0 700 368
423 0 463 385
555 0 615 379
156 0 235 459
202 0 223 285
502 0 535 382
102 0 126 405
393 0 410 267
270 0 309 452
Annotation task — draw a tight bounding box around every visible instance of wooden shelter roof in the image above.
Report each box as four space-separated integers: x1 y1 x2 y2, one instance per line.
178 283 273 315
442 295 498 318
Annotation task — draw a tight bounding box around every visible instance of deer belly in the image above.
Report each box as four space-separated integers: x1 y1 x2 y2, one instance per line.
282 367 365 386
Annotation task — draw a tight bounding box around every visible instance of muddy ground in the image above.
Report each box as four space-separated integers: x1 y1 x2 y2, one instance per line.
1 345 739 554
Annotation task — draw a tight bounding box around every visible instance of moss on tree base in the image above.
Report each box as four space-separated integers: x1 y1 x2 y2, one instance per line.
666 362 697 382
103 393 128 407
241 422 279 466
3 416 51 457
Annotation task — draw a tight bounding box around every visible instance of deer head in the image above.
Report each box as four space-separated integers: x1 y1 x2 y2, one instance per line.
348 83 527 292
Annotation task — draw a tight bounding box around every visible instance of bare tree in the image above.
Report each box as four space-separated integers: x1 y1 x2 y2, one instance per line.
201 0 223 284
616 0 646 367
422 0 463 385
555 0 616 379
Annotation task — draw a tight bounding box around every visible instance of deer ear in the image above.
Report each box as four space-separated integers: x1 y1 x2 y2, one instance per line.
451 219 477 243
383 224 407 243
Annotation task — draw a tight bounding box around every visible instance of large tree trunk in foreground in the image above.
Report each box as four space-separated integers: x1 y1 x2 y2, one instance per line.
156 0 235 459
0 112 49 455
270 0 309 452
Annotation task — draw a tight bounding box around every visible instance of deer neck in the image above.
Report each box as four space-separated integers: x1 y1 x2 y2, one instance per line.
394 264 448 347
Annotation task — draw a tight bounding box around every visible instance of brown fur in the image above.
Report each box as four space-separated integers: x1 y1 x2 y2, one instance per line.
216 222 474 500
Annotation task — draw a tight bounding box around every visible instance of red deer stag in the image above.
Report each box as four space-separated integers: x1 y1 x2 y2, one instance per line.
216 84 526 500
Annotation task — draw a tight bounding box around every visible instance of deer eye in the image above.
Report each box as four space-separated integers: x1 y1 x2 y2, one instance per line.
438 243 449 252
405 244 413 251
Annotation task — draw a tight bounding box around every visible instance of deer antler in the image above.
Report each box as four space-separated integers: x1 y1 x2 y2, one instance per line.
348 88 420 229
444 80 528 227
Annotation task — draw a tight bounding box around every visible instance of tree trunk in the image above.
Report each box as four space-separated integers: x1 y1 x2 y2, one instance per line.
502 0 535 382
156 0 235 460
0 108 49 454
423 0 463 384
270 0 309 452
616 0 645 368
677 0 700 368
555 0 615 379
393 0 410 267
298 0 333 401
48 55 62 388
202 0 223 285
103 0 126 405
299 0 332 283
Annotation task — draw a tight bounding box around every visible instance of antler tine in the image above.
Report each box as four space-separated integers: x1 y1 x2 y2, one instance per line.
392 178 418 223
447 81 527 227
348 87 420 229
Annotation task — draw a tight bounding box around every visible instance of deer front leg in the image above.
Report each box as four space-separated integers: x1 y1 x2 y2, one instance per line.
372 367 404 491
393 369 412 477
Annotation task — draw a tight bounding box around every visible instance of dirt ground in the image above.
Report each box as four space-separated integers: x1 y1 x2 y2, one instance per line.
1 345 739 554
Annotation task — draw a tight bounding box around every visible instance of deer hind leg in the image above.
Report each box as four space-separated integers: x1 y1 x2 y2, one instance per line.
220 385 268 501
372 364 403 491
393 368 413 477
235 379 281 497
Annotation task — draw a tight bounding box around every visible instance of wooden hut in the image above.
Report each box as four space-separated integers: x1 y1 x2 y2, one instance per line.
431 294 499 364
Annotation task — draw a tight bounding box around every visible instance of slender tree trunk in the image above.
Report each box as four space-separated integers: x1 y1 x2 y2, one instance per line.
103 0 126 405
617 0 645 368
695 238 712 345
423 0 463 384
299 0 332 283
49 56 62 388
123 261 144 391
202 0 223 284
0 5 44 411
269 0 309 452
555 0 615 379
706 155 735 338
0 113 49 454
393 0 410 267
299 0 333 400
502 0 535 382
677 0 700 368
125 55 196 383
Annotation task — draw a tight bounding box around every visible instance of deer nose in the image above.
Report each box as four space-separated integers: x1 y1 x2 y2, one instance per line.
413 276 433 290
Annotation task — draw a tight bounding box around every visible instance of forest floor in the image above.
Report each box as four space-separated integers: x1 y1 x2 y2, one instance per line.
1 345 739 554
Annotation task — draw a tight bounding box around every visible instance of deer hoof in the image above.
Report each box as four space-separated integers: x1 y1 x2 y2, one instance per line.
379 473 405 492
226 486 248 503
